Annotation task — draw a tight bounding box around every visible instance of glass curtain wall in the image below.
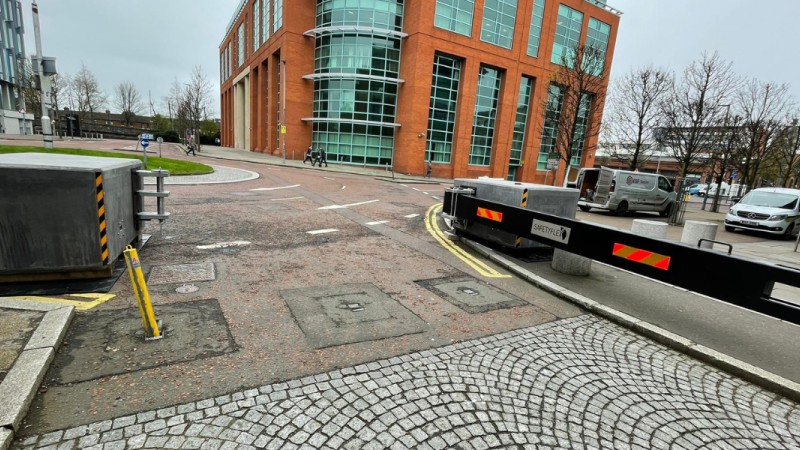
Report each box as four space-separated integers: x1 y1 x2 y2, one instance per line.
480 0 517 49
537 84 563 169
237 23 245 67
253 0 260 52
585 18 611 76
469 66 502 166
551 4 582 66
508 76 534 180
434 0 475 37
312 0 404 167
526 0 545 57
262 0 270 43
273 0 283 31
569 92 592 166
425 53 462 163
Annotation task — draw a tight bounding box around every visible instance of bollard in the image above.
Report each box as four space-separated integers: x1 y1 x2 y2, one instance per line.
551 249 592 276
123 246 162 340
631 219 668 239
681 220 718 249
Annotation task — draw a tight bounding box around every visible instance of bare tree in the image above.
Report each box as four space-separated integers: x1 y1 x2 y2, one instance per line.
603 66 672 170
545 44 608 186
769 116 800 188
178 66 213 149
71 62 106 122
113 81 143 126
731 80 794 190
660 52 739 179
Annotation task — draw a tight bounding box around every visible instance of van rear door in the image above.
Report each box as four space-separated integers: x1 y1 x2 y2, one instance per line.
593 167 615 205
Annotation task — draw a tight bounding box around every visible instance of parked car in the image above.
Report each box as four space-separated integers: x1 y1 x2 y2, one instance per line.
688 184 707 195
724 188 800 239
576 167 676 216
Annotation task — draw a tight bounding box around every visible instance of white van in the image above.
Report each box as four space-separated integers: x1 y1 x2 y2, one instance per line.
724 188 800 238
576 167 677 216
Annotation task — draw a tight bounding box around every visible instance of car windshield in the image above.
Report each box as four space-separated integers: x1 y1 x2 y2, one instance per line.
739 192 798 209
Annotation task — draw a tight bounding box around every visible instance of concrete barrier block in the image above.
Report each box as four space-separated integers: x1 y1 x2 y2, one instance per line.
0 347 54 431
631 219 668 239
551 248 592 276
681 220 718 249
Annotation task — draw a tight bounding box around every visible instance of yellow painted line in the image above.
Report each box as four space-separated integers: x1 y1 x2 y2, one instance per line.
425 203 511 278
7 294 116 311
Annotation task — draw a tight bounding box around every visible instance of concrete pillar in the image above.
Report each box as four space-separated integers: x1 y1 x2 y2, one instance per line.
681 220 718 249
551 249 592 276
631 219 668 239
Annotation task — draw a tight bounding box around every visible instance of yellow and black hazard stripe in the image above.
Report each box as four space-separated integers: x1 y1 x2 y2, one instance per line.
515 189 529 248
96 173 109 265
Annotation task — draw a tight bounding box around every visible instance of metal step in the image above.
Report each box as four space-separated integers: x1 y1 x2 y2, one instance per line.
137 190 170 197
138 212 171 221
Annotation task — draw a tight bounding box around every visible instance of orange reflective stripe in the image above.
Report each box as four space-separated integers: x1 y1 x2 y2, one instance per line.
476 207 503 223
613 243 670 270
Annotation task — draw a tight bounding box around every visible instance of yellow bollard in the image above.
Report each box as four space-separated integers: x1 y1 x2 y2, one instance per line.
123 245 162 340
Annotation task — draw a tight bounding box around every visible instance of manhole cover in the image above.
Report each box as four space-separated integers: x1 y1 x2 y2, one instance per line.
176 284 199 294
416 277 527 313
147 263 216 285
281 283 426 348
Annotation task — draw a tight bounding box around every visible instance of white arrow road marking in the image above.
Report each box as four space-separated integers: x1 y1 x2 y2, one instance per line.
404 214 419 218
250 184 300 191
307 229 339 235
197 241 252 250
366 220 389 226
318 199 379 210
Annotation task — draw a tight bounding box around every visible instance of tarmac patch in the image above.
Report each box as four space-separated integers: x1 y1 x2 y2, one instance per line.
48 299 236 385
0 309 43 383
281 283 426 349
147 263 216 285
416 276 527 313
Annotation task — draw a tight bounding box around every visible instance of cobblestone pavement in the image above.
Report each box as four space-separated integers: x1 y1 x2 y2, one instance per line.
16 316 800 450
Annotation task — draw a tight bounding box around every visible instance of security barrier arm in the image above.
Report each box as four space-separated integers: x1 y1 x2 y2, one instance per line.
443 189 800 326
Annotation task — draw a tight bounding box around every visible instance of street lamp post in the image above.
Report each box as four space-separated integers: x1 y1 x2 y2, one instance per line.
32 1 52 149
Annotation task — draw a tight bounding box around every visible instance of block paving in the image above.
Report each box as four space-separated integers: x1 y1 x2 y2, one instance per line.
15 316 800 449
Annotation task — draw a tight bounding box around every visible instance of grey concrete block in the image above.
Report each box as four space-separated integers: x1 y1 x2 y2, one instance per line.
0 298 63 312
25 306 74 351
631 219 668 239
0 347 54 431
0 427 12 450
681 220 718 249
551 249 591 276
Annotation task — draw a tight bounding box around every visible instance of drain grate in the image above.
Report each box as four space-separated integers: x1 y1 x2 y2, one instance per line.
416 276 527 313
147 263 216 285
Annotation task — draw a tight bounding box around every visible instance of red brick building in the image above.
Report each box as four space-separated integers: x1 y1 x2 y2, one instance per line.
220 0 620 181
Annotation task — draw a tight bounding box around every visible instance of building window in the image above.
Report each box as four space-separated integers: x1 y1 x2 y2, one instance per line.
263 0 270 42
569 92 592 166
508 76 534 180
317 0 404 31
585 18 610 76
426 53 462 164
253 0 260 52
551 4 583 66
314 34 401 79
312 78 397 124
237 23 245 67
469 66 502 166
526 0 545 57
273 0 283 31
480 0 518 49
434 0 474 37
538 84 563 170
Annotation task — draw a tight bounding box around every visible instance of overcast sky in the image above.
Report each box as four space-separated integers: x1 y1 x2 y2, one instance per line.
22 0 800 117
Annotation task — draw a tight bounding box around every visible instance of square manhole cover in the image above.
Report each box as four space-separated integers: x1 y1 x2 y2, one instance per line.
281 283 426 349
416 276 527 313
147 263 216 285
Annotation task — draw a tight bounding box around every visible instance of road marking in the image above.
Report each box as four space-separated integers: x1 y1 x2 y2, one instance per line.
273 196 304 201
425 204 510 278
366 220 389 226
196 241 251 250
307 228 338 235
423 192 429 195
412 188 420 191
405 214 419 218
431 196 441 201
318 199 379 210
9 294 116 311
250 184 300 191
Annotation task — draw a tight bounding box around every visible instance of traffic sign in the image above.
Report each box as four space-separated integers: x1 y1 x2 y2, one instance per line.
140 139 150 148
140 133 154 140
546 159 559 170
280 125 287 135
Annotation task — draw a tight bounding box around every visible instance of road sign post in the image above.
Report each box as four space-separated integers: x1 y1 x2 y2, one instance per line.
157 136 163 158
140 135 150 168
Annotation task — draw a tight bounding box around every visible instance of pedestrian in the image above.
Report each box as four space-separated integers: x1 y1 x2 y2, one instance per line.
318 148 328 167
214 137 220 146
303 146 313 164
186 141 196 156
426 160 432 178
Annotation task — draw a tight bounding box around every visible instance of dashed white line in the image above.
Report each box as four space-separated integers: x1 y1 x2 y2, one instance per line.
196 241 251 250
250 184 300 191
307 229 339 235
318 199 379 210
431 196 441 200
273 196 303 201
365 220 389 226
404 214 420 218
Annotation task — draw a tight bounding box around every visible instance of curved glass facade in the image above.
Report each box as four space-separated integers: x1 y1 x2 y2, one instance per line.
311 0 404 167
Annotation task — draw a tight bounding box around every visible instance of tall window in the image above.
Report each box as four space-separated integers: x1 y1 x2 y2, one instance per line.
551 4 583 66
585 18 610 76
526 0 545 57
434 0 474 37
262 0 270 43
508 76 534 180
426 53 462 163
273 0 283 31
237 23 245 67
253 0 260 51
481 0 518 49
538 84 563 170
469 66 502 166
569 93 592 166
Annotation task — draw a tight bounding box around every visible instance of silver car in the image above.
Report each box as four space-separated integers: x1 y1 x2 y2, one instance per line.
725 188 800 238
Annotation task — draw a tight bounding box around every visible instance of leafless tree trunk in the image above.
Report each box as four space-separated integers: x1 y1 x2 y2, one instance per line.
603 66 672 171
660 52 739 179
113 81 143 126
71 62 106 123
770 118 800 188
731 80 794 190
546 45 608 187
